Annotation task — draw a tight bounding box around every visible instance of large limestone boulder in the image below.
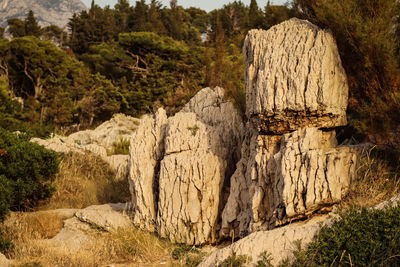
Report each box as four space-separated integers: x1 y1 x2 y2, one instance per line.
221 127 356 238
128 87 244 245
245 18 348 134
219 18 355 239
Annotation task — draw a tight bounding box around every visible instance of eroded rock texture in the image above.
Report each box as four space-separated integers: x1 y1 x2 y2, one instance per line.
245 18 348 134
221 128 356 238
128 87 244 245
220 18 355 239
129 19 355 245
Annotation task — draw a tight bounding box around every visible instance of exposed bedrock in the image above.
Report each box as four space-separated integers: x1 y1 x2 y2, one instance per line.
245 18 349 134
128 87 244 245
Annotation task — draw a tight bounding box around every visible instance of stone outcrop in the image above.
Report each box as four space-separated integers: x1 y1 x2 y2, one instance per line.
41 204 131 252
31 113 139 181
126 19 355 245
220 18 356 239
221 128 356 237
245 18 348 134
128 87 244 245
200 215 331 267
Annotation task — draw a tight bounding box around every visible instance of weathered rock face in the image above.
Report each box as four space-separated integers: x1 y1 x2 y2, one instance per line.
245 18 348 134
128 87 244 245
128 109 168 232
220 127 356 238
219 18 355 239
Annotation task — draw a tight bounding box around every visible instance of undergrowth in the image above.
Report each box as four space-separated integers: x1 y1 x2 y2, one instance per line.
39 152 130 209
344 146 400 207
285 204 400 267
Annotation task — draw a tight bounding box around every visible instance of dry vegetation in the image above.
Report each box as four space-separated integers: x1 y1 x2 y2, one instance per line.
3 146 399 266
40 152 130 210
343 146 400 207
4 217 184 266
1 152 205 266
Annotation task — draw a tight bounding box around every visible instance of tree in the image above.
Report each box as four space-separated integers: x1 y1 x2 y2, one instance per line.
42 25 66 47
294 0 400 136
249 0 263 29
24 10 41 37
7 18 25 38
114 0 132 33
264 1 293 29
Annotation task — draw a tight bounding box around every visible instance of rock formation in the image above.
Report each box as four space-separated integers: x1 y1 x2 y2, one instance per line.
127 19 356 245
0 252 12 267
199 215 332 267
31 113 139 181
128 87 244 245
219 18 356 239
245 18 349 134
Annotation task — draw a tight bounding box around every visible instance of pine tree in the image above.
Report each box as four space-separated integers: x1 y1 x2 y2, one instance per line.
249 0 263 29
7 18 25 38
24 10 41 37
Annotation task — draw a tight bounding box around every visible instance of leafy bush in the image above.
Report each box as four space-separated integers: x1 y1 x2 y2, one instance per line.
289 205 400 266
0 128 59 220
294 0 400 137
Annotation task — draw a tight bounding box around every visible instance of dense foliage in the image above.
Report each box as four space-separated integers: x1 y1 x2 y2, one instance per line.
1 0 399 142
0 128 59 221
288 205 400 266
0 1 293 135
293 0 400 138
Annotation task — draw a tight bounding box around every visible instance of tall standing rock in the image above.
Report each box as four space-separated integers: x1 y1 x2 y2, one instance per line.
128 87 244 244
221 18 356 238
245 18 348 134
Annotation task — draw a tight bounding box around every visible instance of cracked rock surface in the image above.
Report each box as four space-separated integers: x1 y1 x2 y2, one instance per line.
220 18 355 239
128 87 244 245
221 127 356 238
245 18 348 134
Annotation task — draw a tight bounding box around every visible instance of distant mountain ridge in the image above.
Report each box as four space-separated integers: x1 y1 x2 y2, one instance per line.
0 0 87 28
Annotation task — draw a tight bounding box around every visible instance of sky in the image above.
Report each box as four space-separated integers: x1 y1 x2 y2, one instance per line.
81 0 290 12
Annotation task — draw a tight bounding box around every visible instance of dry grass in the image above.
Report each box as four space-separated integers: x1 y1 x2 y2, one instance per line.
0 151 202 266
344 146 400 207
39 152 130 210
3 212 185 267
2 212 65 242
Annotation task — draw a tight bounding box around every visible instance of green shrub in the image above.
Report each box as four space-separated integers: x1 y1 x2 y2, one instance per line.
0 128 59 220
218 255 251 267
289 205 400 266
